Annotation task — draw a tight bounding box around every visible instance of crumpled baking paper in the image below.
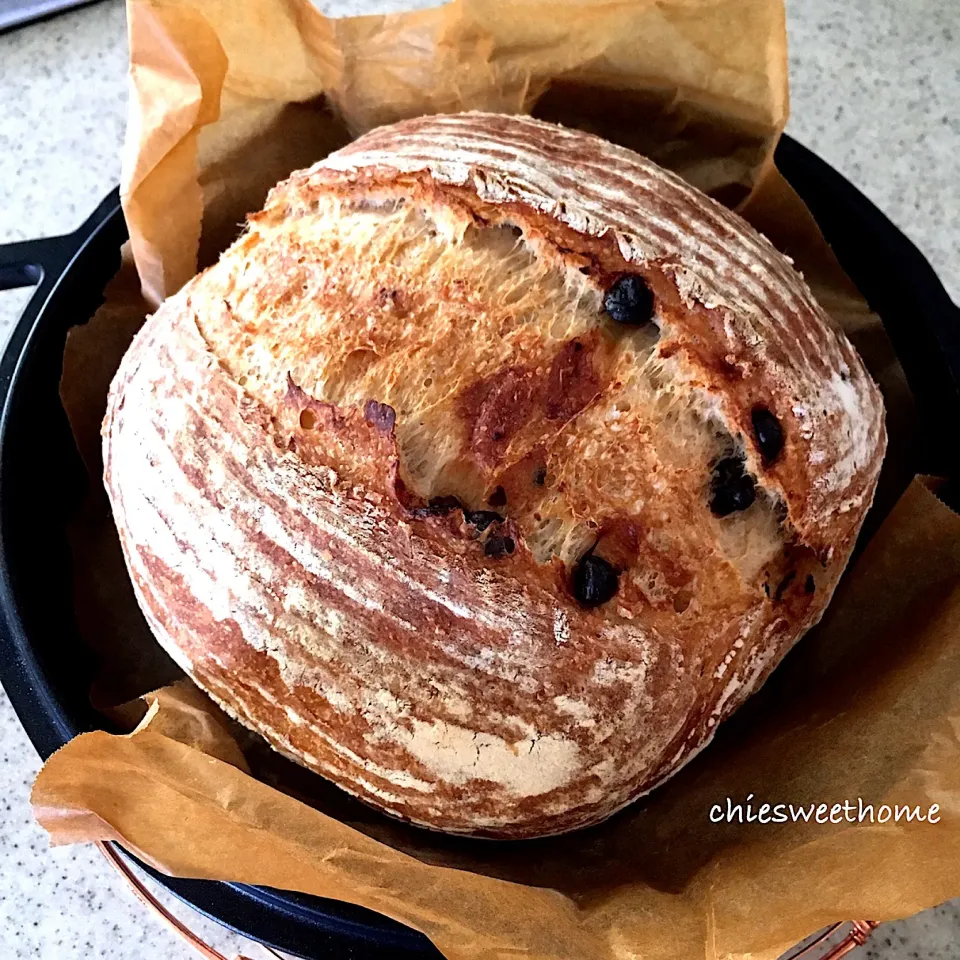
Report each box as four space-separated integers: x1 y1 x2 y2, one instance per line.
33 1 960 958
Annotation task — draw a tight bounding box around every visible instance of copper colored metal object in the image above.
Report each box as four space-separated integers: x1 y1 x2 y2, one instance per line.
97 841 878 960
97 842 272 960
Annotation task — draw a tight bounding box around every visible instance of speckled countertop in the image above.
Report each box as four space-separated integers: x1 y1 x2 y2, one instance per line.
0 1 958 957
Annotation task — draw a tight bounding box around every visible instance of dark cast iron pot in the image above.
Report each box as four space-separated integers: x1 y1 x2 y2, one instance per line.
0 135 958 958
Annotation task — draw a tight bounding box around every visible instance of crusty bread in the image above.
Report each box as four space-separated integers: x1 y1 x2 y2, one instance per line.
103 113 886 838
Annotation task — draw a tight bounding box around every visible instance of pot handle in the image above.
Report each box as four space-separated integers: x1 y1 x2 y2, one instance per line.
0 235 75 292
0 189 122 294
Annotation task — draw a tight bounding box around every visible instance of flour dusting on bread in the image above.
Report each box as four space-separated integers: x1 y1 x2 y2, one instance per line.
103 113 885 838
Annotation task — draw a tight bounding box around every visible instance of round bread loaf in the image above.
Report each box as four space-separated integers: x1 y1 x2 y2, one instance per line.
104 113 886 838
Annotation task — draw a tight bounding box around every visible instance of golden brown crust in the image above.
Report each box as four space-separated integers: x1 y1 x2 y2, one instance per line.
103 113 885 838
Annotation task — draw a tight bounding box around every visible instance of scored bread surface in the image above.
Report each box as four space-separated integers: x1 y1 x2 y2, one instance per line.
104 113 886 838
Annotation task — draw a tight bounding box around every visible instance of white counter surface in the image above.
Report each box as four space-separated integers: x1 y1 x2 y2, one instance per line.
1 1 958 956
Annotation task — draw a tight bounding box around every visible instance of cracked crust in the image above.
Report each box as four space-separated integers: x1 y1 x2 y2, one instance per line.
103 113 885 838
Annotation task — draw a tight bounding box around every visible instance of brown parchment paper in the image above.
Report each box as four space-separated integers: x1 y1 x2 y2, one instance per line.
34 0 960 958
33 481 960 960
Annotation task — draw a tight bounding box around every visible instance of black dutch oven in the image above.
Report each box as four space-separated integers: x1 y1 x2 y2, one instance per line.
0 135 958 959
